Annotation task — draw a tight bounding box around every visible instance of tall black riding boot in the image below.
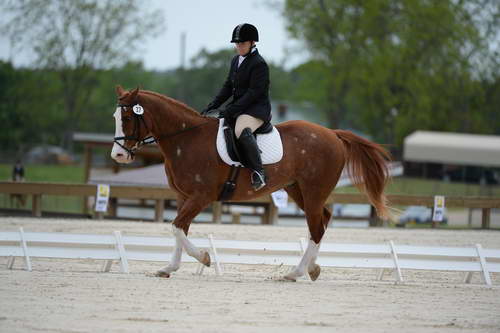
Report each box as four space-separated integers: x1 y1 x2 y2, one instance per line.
238 127 267 191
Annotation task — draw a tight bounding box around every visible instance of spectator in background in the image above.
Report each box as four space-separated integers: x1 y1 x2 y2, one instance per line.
12 160 25 182
11 159 26 207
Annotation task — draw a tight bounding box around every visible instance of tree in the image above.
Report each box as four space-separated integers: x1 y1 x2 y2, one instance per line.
280 0 500 144
1 0 164 149
0 61 63 153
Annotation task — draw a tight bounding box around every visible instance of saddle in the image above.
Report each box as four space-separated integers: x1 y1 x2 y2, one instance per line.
223 119 273 163
216 119 283 167
216 119 283 201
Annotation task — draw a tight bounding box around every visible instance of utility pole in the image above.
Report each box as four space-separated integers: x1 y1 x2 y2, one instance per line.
180 31 186 69
178 32 187 102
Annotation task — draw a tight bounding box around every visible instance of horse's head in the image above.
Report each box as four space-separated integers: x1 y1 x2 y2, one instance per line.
111 86 154 164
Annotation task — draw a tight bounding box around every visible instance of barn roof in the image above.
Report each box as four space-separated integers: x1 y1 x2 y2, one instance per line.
404 131 500 167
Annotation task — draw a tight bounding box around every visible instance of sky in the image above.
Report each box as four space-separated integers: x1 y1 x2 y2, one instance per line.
0 0 308 71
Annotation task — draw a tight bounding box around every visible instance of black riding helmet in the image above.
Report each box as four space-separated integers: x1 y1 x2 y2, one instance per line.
231 23 259 43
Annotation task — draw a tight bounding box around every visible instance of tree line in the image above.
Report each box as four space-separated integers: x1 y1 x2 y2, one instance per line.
1 0 498 155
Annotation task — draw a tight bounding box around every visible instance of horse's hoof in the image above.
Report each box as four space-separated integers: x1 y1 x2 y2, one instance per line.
201 251 211 267
308 264 321 281
155 270 170 278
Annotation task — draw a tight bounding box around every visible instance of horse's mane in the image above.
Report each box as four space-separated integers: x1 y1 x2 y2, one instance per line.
139 90 201 118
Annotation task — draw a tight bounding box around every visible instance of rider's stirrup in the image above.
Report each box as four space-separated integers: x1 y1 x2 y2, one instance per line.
251 170 266 191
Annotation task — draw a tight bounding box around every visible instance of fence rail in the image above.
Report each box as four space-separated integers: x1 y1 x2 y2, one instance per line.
2 229 499 285
1 181 500 227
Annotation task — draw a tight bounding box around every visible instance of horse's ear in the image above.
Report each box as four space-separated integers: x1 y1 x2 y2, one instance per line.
115 85 125 97
130 87 140 100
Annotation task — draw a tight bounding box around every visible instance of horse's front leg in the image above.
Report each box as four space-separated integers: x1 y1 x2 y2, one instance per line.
157 196 186 278
156 236 183 278
172 198 210 268
172 223 211 266
157 198 211 278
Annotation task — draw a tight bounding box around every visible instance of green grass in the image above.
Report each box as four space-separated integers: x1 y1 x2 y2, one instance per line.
0 163 85 214
335 177 500 197
0 163 85 183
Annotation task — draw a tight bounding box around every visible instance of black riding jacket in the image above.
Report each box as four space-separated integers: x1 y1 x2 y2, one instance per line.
209 49 272 123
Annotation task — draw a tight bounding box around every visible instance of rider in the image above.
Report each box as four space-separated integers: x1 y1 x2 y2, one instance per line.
201 23 271 191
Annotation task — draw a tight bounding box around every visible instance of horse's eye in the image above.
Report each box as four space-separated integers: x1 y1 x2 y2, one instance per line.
122 116 131 122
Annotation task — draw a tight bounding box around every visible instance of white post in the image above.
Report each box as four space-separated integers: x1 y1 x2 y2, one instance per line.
475 244 492 286
113 231 129 274
102 260 113 273
463 257 474 284
208 234 222 276
377 269 386 281
377 252 390 281
7 256 15 269
389 241 403 283
19 227 32 272
196 263 205 275
463 272 473 284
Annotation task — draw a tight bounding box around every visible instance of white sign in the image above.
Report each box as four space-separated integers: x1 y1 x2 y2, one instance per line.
432 195 445 222
271 189 288 208
95 184 110 213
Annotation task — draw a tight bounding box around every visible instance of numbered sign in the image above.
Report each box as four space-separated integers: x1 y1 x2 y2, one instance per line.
133 104 144 115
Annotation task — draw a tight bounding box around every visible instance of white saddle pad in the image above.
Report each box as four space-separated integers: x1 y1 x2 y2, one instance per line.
216 119 283 166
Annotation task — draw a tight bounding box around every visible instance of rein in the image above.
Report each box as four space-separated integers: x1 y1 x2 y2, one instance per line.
113 103 208 157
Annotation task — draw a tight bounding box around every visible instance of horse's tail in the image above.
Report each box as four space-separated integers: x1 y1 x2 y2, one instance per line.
333 130 392 220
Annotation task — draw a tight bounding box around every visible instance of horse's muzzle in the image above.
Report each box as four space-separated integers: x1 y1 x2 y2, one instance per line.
111 144 135 164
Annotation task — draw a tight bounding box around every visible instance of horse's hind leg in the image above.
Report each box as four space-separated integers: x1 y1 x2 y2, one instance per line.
283 209 324 282
307 207 331 281
284 234 321 282
284 184 332 282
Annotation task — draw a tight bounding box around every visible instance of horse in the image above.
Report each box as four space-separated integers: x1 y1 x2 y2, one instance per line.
110 86 392 281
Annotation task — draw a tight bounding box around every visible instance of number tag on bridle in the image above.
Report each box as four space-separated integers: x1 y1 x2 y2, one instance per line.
133 104 144 115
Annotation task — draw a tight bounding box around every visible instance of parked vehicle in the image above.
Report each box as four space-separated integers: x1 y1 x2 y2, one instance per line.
397 206 447 226
25 145 74 164
338 204 371 218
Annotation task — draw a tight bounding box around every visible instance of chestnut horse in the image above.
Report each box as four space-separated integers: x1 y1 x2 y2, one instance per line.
111 86 391 281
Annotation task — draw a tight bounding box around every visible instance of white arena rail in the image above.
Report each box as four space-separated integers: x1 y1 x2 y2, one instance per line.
1 228 499 286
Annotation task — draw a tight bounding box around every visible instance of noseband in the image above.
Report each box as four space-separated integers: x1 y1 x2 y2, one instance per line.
113 103 156 158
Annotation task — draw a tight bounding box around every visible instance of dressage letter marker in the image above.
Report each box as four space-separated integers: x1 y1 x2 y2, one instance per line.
95 184 110 213
271 189 288 208
432 195 445 222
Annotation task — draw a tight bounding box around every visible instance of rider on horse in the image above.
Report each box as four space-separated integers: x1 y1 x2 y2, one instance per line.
201 23 271 191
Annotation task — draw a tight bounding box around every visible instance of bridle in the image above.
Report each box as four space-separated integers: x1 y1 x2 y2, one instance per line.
113 103 156 158
113 102 209 157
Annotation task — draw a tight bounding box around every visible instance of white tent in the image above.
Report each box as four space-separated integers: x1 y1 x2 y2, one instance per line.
404 131 500 167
